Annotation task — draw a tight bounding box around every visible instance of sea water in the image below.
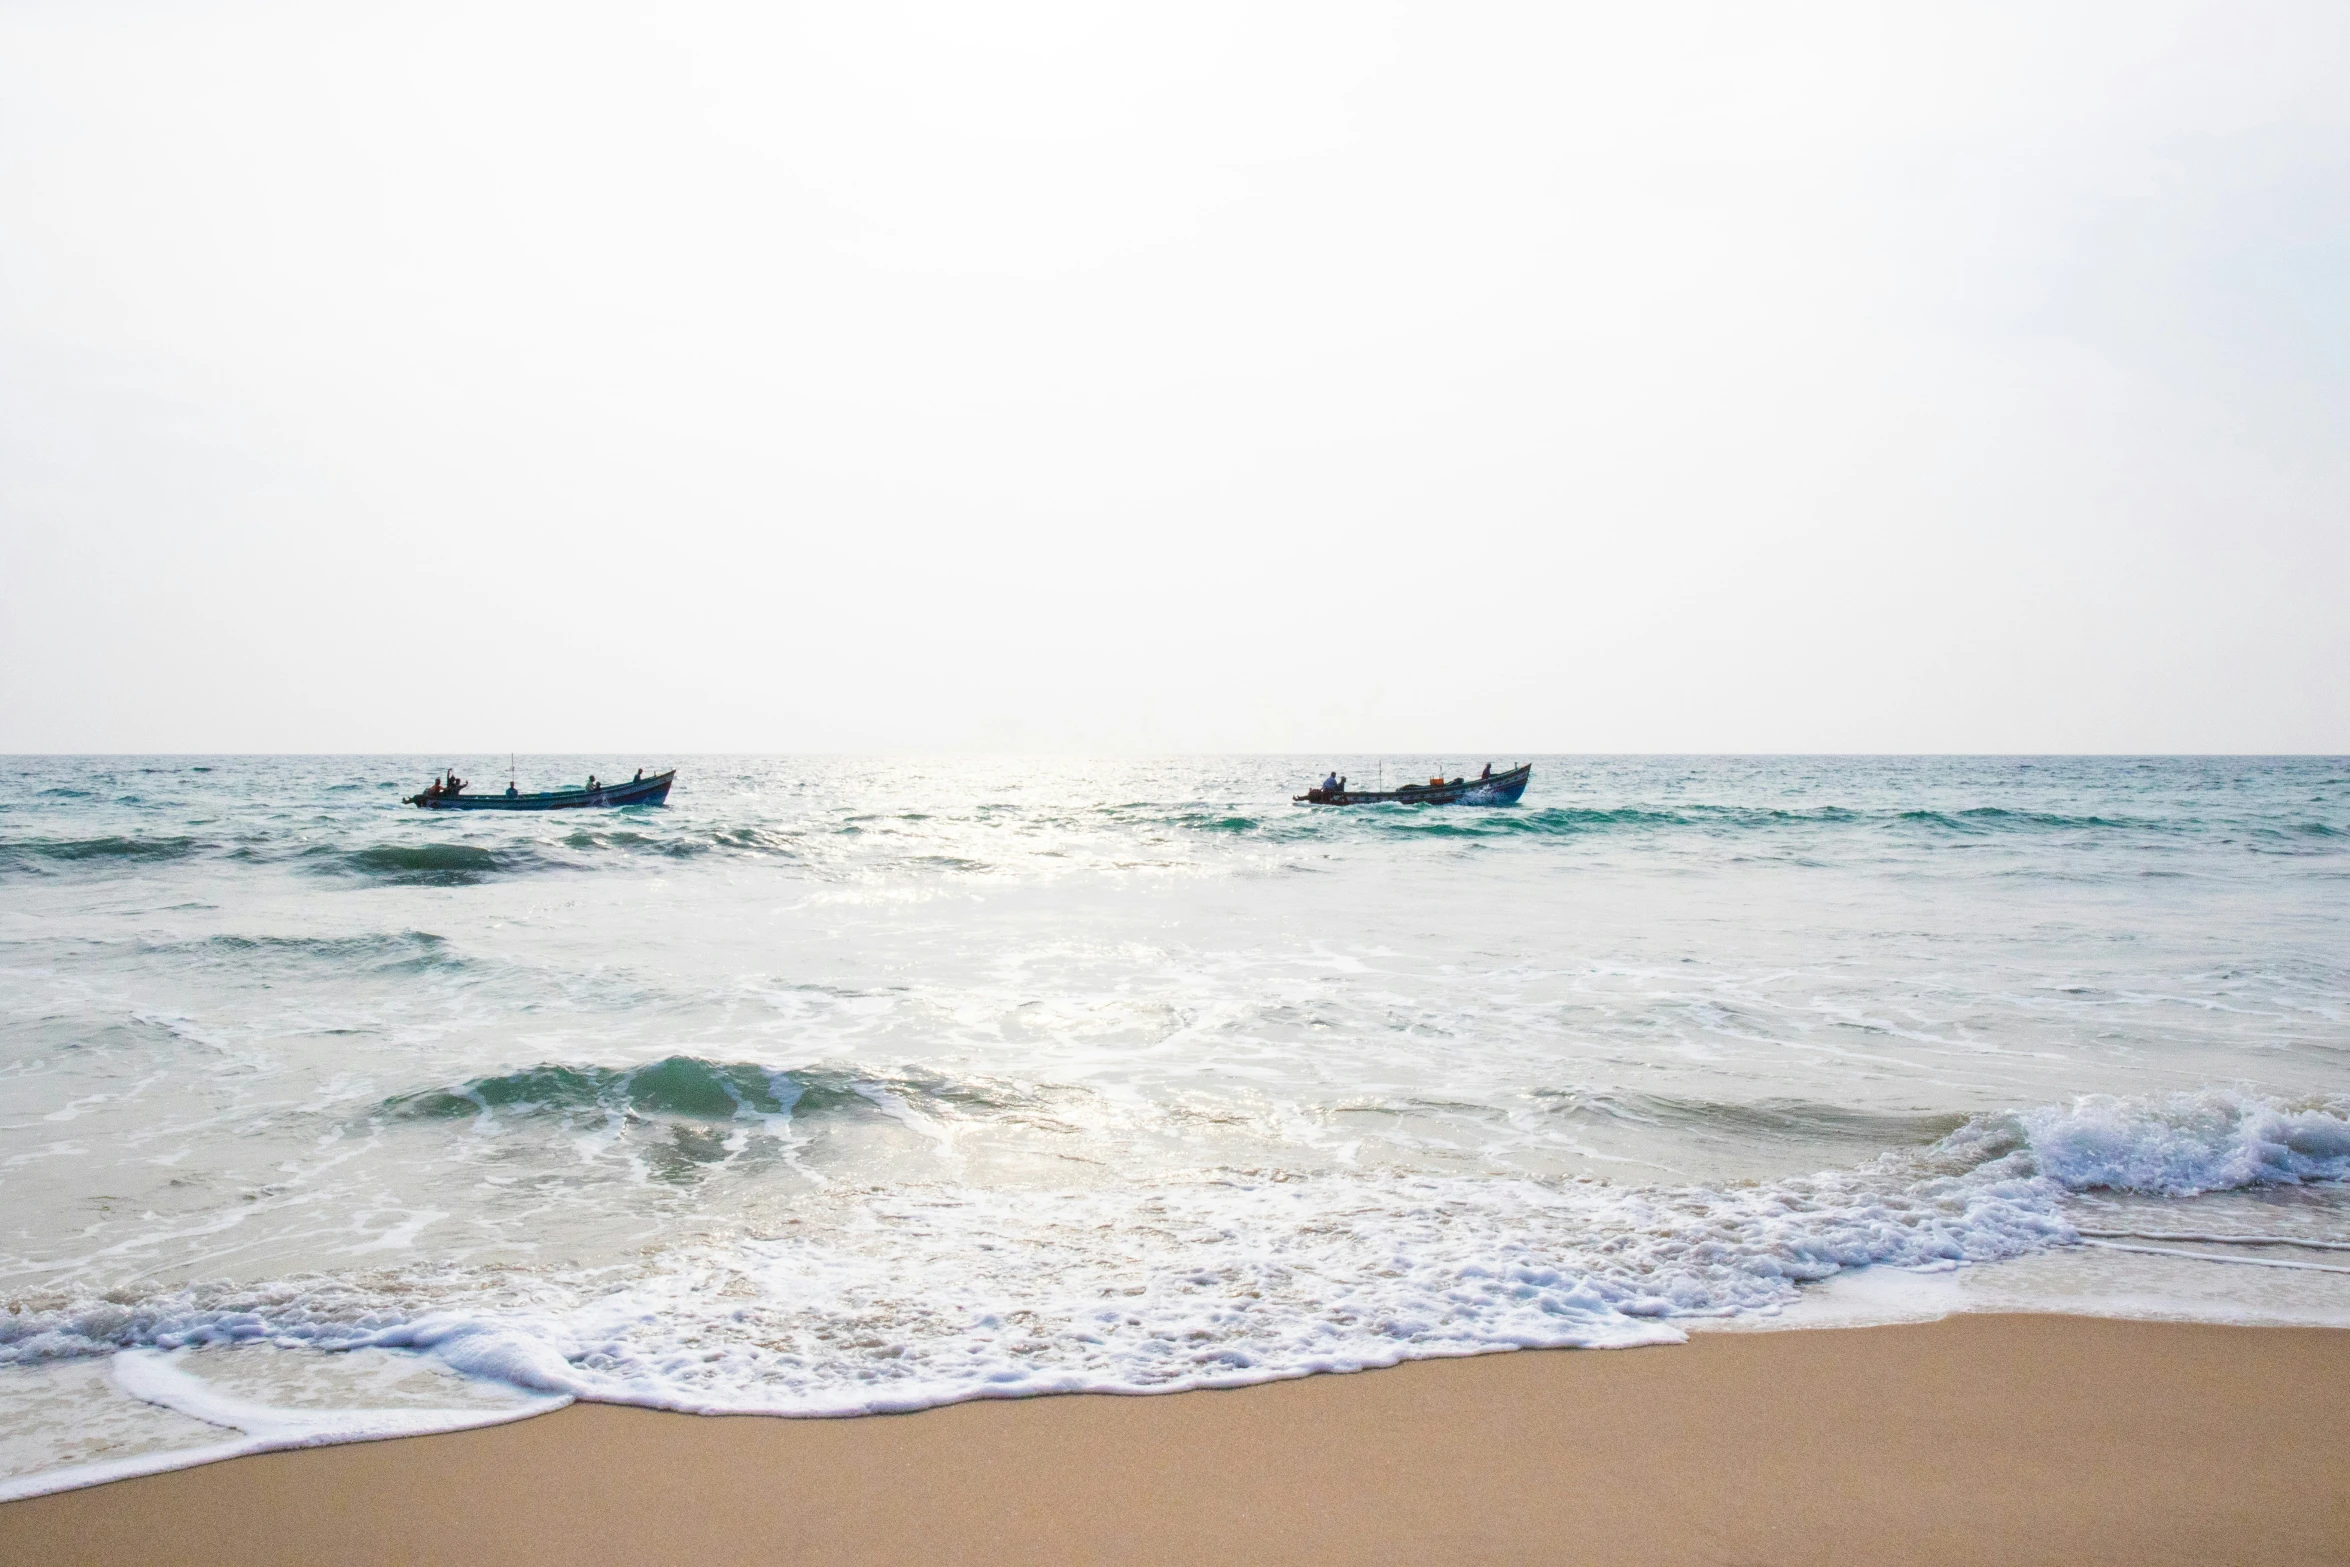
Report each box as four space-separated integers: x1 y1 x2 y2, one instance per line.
2 755 2345 1495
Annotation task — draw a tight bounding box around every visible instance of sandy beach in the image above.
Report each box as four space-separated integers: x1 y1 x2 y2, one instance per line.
4 1314 2344 1566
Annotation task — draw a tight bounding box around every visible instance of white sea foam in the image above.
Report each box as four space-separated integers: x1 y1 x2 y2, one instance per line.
2025 1092 2350 1195
0 1350 567 1503
2 1093 2338 1446
5 758 2346 1498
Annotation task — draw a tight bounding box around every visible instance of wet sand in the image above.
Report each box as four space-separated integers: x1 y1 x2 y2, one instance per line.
4 1315 2345 1566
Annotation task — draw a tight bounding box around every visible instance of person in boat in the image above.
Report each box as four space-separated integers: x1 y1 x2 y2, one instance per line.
1481 763 1492 779
506 781 518 798
587 775 598 791
1321 771 1340 792
634 768 643 782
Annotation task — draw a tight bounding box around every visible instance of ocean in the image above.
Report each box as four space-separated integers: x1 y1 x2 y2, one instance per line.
3 755 2346 1496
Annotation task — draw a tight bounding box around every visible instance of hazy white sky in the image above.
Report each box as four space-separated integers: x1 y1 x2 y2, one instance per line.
3 0 2345 752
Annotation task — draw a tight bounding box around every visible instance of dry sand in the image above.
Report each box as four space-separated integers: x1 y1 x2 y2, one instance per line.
3 1314 2344 1566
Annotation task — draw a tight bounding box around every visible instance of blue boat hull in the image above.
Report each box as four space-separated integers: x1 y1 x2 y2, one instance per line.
409 770 675 810
1296 763 1531 806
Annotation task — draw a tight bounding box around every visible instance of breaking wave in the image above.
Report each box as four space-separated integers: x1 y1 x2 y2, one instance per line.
3 1091 2340 1422
386 1057 810 1122
381 1056 1068 1138
2025 1091 2350 1195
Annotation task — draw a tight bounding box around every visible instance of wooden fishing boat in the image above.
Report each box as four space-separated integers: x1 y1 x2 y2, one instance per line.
1295 763 1530 806
404 769 675 811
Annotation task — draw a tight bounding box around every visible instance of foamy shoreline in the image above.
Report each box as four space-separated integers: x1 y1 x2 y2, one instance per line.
8 757 2345 1544
3 1315 2342 1566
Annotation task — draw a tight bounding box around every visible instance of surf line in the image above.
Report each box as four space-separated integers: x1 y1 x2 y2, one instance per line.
2075 1239 2350 1276
2072 1228 2350 1252
0 1350 573 1505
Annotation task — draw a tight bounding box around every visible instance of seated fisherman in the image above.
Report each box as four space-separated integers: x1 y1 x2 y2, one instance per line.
1322 771 1340 792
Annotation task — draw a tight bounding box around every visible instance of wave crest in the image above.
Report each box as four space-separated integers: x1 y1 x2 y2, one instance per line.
308 843 536 885
382 1056 1061 1133
386 1057 804 1122
1 1091 2341 1428
1539 1091 1975 1146
0 835 205 875
2023 1091 2350 1195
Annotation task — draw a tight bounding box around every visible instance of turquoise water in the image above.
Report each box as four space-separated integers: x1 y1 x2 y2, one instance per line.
2 756 2346 1492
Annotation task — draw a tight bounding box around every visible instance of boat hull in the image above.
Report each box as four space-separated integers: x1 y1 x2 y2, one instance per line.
409 771 675 810
1296 764 1530 807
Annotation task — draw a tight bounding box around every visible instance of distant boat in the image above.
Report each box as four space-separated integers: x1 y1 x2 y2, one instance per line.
1295 763 1530 806
404 769 675 811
